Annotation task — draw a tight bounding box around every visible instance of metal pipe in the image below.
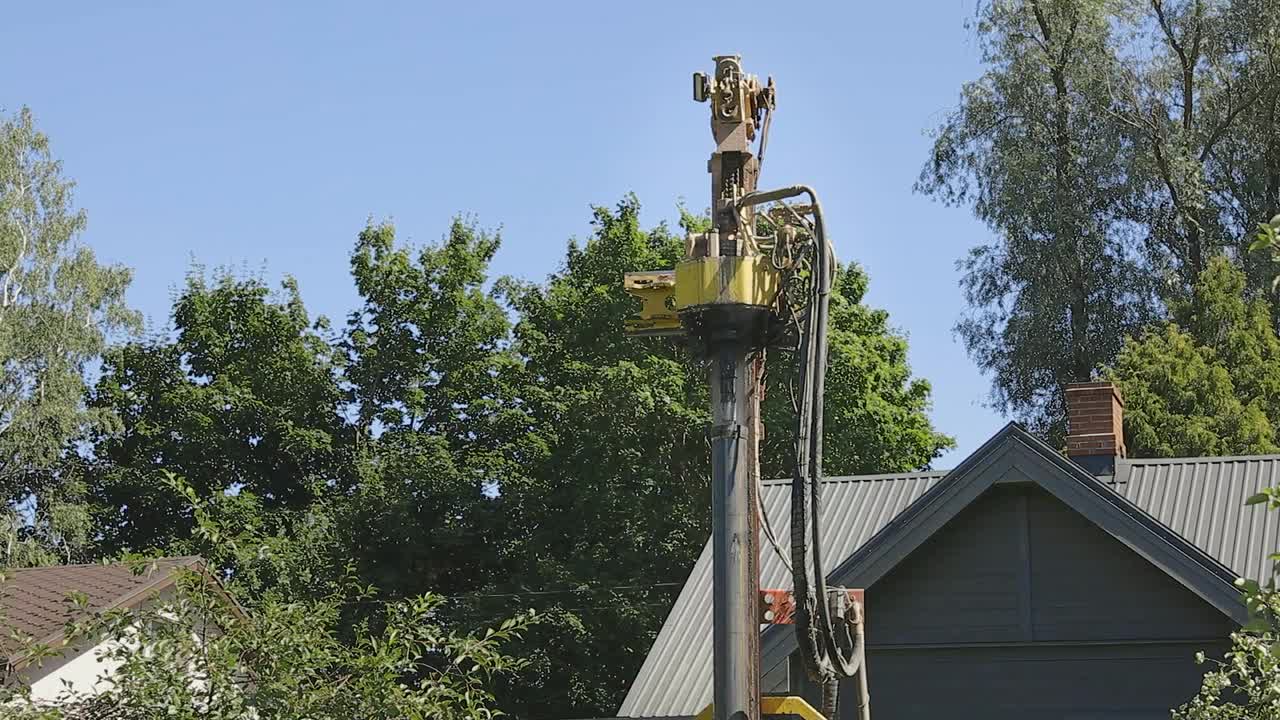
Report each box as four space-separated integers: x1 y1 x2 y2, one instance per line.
852 618 871 720
710 337 760 720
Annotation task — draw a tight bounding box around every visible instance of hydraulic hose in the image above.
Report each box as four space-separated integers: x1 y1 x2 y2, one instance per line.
737 187 867 695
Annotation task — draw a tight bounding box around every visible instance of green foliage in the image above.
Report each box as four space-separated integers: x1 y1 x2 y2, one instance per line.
24 191 949 718
491 199 715 717
0 480 94 568
0 475 535 720
1105 256 1280 457
1176 494 1280 720
492 197 951 717
0 107 139 516
923 0 1280 437
339 218 533 598
1174 581 1280 720
1249 215 1280 287
345 218 513 439
77 270 347 557
1112 0 1280 284
918 0 1157 439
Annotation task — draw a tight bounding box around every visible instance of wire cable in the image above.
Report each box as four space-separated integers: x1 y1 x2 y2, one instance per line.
757 105 772 169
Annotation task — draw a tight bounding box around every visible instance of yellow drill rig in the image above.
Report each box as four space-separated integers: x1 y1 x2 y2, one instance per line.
624 56 870 720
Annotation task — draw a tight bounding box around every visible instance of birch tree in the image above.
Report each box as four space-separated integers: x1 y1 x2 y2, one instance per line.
0 108 138 553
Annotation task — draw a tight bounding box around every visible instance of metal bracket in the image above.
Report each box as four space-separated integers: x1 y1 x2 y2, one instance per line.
623 270 682 337
759 588 864 625
758 589 796 625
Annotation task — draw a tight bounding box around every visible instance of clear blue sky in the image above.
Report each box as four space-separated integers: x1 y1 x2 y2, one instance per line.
4 1 1006 467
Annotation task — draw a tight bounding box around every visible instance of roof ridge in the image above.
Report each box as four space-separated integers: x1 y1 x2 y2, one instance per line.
2 555 202 573
760 470 949 487
1122 454 1280 466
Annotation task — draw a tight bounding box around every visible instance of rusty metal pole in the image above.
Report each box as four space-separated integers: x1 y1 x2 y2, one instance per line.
627 54 852 720
709 334 760 720
695 55 772 720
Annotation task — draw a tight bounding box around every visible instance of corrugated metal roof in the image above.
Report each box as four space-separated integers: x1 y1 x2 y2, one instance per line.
619 453 1280 718
1113 455 1280 584
617 472 945 719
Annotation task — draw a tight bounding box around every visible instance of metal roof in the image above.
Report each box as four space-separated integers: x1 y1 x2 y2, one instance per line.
1112 455 1280 584
617 472 946 719
618 452 1280 718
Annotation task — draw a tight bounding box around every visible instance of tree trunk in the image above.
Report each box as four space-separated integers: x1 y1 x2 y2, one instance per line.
1267 94 1280 218
1051 51 1089 382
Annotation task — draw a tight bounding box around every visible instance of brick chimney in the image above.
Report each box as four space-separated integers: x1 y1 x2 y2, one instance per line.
1065 381 1126 475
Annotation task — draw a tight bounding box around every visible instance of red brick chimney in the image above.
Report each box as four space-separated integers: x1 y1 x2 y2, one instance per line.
1065 381 1126 475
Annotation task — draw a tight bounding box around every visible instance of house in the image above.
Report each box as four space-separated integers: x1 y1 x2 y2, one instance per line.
0 556 221 703
618 382 1277 720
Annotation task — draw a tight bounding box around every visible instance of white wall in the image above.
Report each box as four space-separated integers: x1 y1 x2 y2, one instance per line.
17 588 215 705
25 635 127 703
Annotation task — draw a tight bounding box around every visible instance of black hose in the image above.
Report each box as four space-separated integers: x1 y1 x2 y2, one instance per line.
806 202 863 680
790 241 824 682
821 677 839 720
738 186 867 689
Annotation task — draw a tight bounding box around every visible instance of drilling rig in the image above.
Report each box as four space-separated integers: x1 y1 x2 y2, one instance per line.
624 56 870 720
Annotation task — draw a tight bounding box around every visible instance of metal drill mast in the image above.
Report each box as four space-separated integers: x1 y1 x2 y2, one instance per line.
624 54 866 720
625 55 777 720
697 55 773 720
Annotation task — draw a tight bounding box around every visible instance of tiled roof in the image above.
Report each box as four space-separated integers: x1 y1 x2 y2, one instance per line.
619 450 1280 718
0 557 200 659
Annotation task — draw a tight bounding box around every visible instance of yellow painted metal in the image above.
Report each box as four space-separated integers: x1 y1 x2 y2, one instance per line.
674 255 779 310
694 696 827 720
623 270 681 336
624 257 780 336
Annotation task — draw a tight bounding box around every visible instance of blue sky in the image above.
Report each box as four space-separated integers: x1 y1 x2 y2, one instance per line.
4 1 1005 466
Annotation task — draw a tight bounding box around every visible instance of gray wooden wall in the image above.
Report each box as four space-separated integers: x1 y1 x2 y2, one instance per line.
787 485 1234 720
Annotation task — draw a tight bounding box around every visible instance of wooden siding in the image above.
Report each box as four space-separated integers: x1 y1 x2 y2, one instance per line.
807 485 1234 719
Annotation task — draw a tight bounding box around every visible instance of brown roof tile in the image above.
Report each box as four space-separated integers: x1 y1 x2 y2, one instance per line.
0 557 201 658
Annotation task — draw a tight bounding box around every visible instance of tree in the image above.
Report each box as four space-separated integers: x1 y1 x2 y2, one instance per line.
493 197 952 717
1182 0 1280 291
1112 0 1233 283
60 199 951 719
1111 0 1280 288
78 271 347 557
0 108 139 564
919 0 1157 439
923 0 1280 435
1105 255 1280 456
339 218 534 599
0 475 535 720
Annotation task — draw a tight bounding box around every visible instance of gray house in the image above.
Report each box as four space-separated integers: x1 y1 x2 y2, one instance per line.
617 382 1277 720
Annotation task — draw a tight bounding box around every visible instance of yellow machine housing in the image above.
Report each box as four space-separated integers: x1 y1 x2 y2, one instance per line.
623 256 779 337
694 696 827 720
674 255 778 310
